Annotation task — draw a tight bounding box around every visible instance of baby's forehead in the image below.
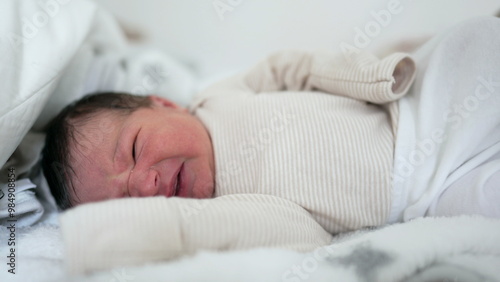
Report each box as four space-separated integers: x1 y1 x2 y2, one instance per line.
68 111 124 155
74 110 127 133
65 110 131 200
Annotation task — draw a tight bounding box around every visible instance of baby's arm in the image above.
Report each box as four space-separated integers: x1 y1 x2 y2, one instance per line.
244 50 416 103
60 194 333 274
192 50 416 110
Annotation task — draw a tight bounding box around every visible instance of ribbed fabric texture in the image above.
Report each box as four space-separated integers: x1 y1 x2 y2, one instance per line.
191 50 416 234
60 194 333 274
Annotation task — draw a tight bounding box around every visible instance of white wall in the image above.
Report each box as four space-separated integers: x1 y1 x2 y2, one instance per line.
98 0 500 78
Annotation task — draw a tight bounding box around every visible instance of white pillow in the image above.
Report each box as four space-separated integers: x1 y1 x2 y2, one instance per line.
0 0 92 166
0 0 126 167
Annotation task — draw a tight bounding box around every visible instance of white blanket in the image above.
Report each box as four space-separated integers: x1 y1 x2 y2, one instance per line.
390 17 500 221
1 216 499 281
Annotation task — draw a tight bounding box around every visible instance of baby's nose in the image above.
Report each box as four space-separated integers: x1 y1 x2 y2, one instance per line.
130 169 160 197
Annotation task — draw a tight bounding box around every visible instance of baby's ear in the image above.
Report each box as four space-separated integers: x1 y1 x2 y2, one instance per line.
148 95 185 111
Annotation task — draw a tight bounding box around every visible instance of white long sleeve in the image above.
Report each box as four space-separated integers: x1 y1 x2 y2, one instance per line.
60 194 333 274
191 50 416 234
191 50 415 110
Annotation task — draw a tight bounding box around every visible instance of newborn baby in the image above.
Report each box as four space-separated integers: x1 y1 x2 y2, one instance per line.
43 50 412 234
43 18 500 234
43 93 216 204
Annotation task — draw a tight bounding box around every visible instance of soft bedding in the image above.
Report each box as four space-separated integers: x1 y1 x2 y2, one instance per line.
78 215 500 282
1 215 499 281
1 1 500 281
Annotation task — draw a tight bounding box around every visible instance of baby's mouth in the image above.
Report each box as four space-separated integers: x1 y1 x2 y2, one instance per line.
155 158 185 198
173 172 180 196
171 162 184 197
165 161 183 197
175 163 186 196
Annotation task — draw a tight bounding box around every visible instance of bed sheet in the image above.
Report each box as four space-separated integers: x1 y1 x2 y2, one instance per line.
1 215 499 282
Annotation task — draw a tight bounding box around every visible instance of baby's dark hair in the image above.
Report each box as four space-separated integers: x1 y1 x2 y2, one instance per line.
41 92 152 210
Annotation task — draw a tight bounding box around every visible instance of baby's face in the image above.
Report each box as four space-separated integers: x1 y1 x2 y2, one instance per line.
68 96 215 205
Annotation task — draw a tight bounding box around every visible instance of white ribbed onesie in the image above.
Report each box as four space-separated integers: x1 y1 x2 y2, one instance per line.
190 50 416 234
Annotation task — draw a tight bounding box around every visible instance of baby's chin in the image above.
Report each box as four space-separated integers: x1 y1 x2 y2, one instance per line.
176 161 214 199
192 181 215 199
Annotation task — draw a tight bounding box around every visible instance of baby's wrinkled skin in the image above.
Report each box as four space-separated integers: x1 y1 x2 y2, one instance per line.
69 96 215 205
